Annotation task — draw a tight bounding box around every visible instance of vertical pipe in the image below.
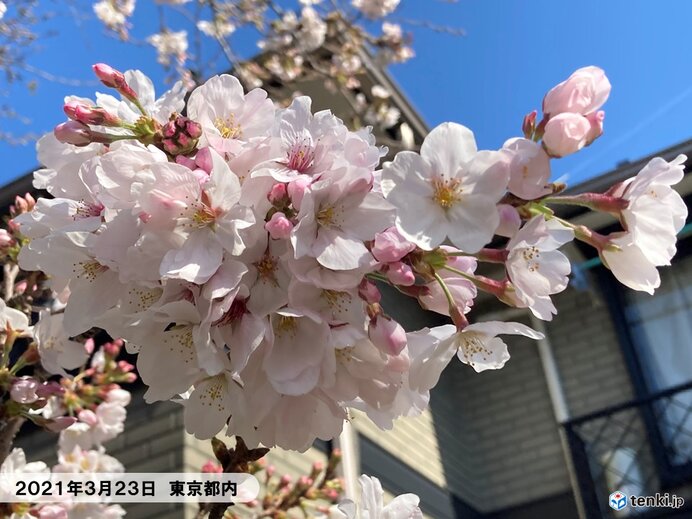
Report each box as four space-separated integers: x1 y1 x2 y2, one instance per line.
336 418 360 501
530 314 588 519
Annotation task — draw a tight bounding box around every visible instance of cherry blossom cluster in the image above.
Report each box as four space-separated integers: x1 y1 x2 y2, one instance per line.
199 442 421 519
0 207 134 518
0 306 131 518
1 443 125 519
15 63 687 454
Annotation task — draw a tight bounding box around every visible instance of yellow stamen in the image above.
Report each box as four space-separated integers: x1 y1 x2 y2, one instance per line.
214 115 242 139
432 178 462 209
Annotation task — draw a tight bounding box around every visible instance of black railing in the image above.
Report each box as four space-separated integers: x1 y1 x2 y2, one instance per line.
563 380 692 518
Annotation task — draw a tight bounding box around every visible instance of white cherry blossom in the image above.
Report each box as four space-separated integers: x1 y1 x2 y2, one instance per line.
439 321 543 373
506 217 574 320
381 122 509 251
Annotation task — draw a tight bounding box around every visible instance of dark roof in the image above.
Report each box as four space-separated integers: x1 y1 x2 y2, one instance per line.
565 138 692 195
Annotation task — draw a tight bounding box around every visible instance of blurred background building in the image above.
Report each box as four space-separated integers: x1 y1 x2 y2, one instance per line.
9 62 692 519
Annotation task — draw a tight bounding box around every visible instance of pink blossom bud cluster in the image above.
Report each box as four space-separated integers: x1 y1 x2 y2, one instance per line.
538 66 610 157
15 63 687 453
199 448 344 516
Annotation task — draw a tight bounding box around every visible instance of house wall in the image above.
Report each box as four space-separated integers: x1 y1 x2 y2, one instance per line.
431 264 638 515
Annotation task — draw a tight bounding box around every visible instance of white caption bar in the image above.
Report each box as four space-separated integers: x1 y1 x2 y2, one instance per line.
0 473 260 504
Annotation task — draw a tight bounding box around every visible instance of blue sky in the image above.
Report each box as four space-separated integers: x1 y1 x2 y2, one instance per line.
1 0 690 187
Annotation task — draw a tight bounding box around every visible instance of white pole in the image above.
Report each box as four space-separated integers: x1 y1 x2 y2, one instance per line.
529 314 587 519
336 417 360 501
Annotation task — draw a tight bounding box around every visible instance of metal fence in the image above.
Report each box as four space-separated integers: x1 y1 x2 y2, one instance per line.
563 380 692 518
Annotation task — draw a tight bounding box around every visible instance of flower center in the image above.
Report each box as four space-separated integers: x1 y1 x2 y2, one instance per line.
199 377 226 411
335 346 355 362
255 254 278 279
163 325 195 364
73 260 108 282
431 178 461 209
286 140 316 172
521 246 541 272
317 205 335 226
74 200 104 220
458 332 489 367
275 316 298 339
213 299 248 327
321 290 349 313
214 115 242 139
191 205 217 227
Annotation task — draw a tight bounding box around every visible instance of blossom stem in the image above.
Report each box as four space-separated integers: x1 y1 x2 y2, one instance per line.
433 272 468 330
366 272 392 285
442 266 507 297
433 272 456 312
543 193 628 213
553 216 613 251
446 248 508 264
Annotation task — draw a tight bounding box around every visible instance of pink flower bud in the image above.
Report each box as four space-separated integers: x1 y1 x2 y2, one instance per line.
585 110 605 145
0 229 14 248
279 474 292 487
161 116 202 155
39 504 69 519
13 196 28 214
369 316 407 355
287 176 311 210
10 377 39 404
358 279 381 304
266 465 276 477
117 360 135 372
324 488 339 501
103 340 122 357
495 204 521 238
24 193 36 208
46 416 78 432
74 105 121 126
7 219 19 233
542 113 590 158
522 110 537 138
265 212 293 240
63 100 80 120
14 279 27 295
186 120 203 139
298 476 313 487
372 227 416 263
542 66 611 116
123 372 138 383
268 183 288 205
92 63 138 101
201 461 223 473
78 409 99 427
385 262 415 286
312 461 324 472
84 338 95 355
54 121 92 146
